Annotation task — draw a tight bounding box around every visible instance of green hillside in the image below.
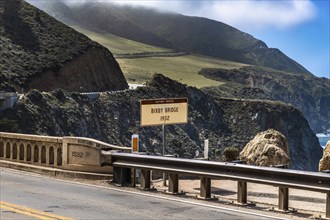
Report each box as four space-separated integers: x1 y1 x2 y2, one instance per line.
118 55 245 87
67 2 311 75
0 0 97 91
71 26 172 55
25 0 316 87
71 26 246 87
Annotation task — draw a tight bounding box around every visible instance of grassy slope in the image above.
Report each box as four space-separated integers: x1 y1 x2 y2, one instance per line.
73 26 247 88
118 55 246 87
72 26 171 54
69 2 310 75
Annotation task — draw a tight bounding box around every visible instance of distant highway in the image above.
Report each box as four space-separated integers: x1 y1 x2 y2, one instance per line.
0 168 284 220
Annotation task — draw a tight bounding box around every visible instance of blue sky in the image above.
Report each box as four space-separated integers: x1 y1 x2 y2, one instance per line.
93 0 329 78
249 0 330 79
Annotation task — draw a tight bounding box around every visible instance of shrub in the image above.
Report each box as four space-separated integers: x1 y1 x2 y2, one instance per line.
222 146 240 162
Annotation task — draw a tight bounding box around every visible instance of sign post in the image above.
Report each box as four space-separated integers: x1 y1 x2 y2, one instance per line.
140 97 188 157
140 98 188 186
162 124 166 156
162 124 166 186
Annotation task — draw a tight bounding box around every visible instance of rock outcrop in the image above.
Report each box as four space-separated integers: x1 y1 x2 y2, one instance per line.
200 66 330 134
240 129 291 167
0 74 322 171
319 141 330 171
27 47 128 92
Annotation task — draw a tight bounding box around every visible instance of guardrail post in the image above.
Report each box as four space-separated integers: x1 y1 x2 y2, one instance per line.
272 165 289 211
200 177 211 199
163 172 168 186
140 169 151 190
163 155 175 186
132 168 137 187
113 167 131 186
237 181 247 204
278 187 289 211
168 173 179 194
326 192 330 218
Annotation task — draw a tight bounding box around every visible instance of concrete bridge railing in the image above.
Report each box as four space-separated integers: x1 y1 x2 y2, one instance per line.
0 132 130 173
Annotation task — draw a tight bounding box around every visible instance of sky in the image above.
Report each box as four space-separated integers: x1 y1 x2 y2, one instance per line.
64 0 330 78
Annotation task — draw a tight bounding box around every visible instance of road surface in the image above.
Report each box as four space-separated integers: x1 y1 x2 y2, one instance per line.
0 168 283 220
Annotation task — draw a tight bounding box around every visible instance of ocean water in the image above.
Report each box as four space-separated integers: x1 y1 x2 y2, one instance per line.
317 134 330 148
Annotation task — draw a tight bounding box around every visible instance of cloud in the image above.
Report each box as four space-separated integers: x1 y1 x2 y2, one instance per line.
205 1 317 30
86 0 317 31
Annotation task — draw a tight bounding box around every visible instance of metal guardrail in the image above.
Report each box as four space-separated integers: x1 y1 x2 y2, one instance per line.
110 153 330 218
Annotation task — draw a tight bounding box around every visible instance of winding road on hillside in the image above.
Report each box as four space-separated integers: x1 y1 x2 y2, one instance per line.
114 51 188 59
0 168 283 220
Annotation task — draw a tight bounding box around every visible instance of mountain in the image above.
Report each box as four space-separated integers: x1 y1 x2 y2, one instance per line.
0 0 128 92
26 0 311 75
0 74 322 171
37 0 328 133
200 66 330 133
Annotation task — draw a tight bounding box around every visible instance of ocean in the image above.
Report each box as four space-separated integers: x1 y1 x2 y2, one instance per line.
317 134 330 148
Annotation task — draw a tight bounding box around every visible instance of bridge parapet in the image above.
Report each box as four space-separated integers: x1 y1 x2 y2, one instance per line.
0 132 130 174
62 136 130 173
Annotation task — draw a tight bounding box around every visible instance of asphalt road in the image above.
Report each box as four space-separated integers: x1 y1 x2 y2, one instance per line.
0 168 283 220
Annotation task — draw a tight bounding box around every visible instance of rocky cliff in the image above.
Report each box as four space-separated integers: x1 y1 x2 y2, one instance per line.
27 47 128 92
0 74 322 171
200 66 330 133
0 0 128 92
